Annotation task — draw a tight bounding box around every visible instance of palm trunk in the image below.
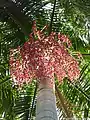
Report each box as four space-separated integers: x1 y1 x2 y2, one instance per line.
36 79 58 120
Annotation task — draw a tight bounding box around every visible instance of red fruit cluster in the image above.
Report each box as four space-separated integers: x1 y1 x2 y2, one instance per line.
10 22 80 86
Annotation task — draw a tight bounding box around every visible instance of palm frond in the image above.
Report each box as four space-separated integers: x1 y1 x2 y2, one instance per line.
14 82 37 120
58 61 90 119
55 84 74 118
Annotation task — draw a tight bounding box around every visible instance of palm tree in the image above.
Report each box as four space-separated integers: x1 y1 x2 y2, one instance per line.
0 0 90 119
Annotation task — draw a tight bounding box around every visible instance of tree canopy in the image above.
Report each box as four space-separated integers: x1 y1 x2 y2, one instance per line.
0 0 90 119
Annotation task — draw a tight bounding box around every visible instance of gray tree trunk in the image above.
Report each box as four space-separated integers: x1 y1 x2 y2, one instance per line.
36 79 58 120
